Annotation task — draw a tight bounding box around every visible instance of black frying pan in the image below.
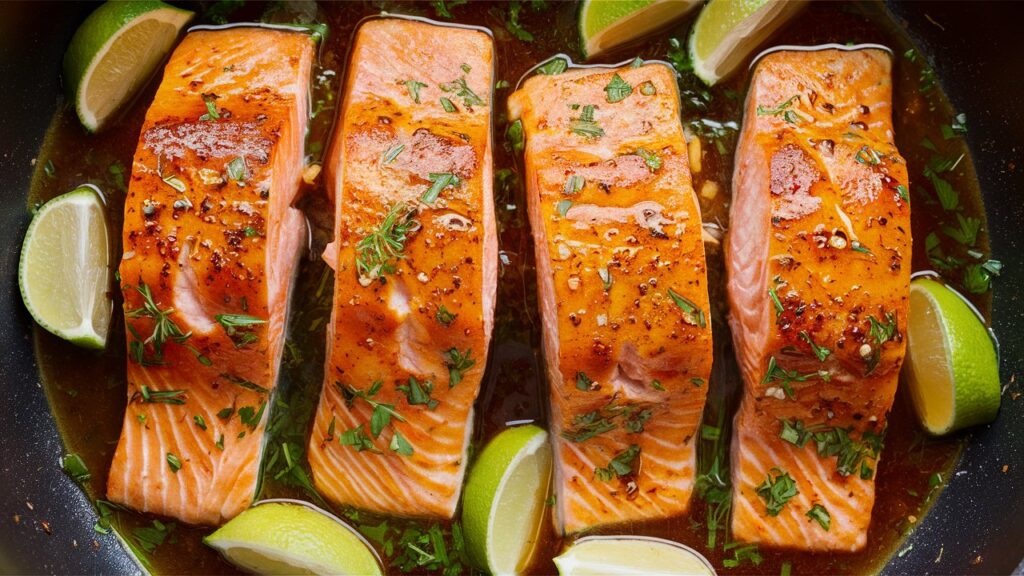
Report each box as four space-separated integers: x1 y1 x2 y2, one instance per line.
0 2 1021 574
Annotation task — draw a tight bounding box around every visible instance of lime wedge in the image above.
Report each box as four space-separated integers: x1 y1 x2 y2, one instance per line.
463 424 552 575
204 500 383 575
688 0 805 85
63 1 193 132
904 277 1001 435
579 0 702 59
19 186 112 349
554 536 716 575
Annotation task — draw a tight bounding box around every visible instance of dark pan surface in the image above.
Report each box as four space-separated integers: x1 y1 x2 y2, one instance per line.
0 2 1020 574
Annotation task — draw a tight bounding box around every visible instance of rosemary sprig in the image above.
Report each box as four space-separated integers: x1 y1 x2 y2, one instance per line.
355 203 419 283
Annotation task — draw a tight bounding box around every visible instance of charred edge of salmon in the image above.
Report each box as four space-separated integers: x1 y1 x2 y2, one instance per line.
509 62 713 534
107 27 315 526
727 48 910 551
308 17 496 519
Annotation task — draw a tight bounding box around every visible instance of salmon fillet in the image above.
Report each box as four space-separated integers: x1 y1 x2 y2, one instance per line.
727 47 911 551
508 62 713 534
307 19 496 518
107 27 314 525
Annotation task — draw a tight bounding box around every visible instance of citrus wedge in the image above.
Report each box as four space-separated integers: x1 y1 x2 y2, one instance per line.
579 0 702 59
63 1 193 132
904 277 1001 435
463 424 552 575
688 0 806 85
554 535 716 575
19 186 112 349
204 500 383 575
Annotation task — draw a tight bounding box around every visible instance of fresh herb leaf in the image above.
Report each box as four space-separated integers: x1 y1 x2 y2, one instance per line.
215 313 266 348
570 104 604 138
440 97 457 113
651 379 665 391
436 305 457 326
126 282 194 365
635 148 661 171
422 173 460 205
445 348 475 387
507 119 525 154
504 0 534 42
557 199 573 217
942 213 981 246
390 430 414 456
563 174 584 195
61 453 90 484
401 80 428 103
431 0 467 19
761 356 826 399
139 385 186 405
166 453 182 473
667 288 706 328
768 287 784 318
221 373 270 394
964 259 1001 293
397 377 439 410
193 415 207 431
226 156 247 182
595 445 640 482
604 73 632 103
440 77 484 108
800 331 831 362
339 425 380 453
666 37 691 73
575 371 594 391
854 145 883 165
200 93 220 121
381 143 405 165
132 519 176 553
537 57 568 75
756 469 798 516
897 184 910 203
806 504 831 530
757 95 800 118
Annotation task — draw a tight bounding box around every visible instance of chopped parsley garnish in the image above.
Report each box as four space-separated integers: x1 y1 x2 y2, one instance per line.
440 77 484 108
61 453 90 484
504 0 535 42
445 348 475 387
667 288 706 328
865 311 898 373
199 93 220 121
422 172 460 205
756 468 798 516
390 430 414 456
942 213 981 246
238 402 266 430
964 259 1002 294
897 184 910 203
691 377 705 387
506 119 525 154
806 504 831 530
132 519 176 553
537 57 568 75
356 203 418 282
635 148 661 171
595 445 640 482
139 385 185 405
604 73 632 103
217 406 234 420
436 305 457 326
381 143 405 165
563 174 584 195
800 331 831 362
397 377 439 410
562 400 650 442
401 80 428 103
193 415 207 431
440 97 457 113
575 371 595 391
339 425 380 453
161 174 187 193
226 156 247 182
651 379 665 391
166 453 182 473
556 199 573 217
215 313 266 348
126 282 193 365
570 105 604 138
854 145 883 165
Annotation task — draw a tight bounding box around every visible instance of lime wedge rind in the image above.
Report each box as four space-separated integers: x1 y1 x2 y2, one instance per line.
905 277 1001 436
554 535 717 576
463 424 553 575
688 0 806 85
19 185 111 350
204 501 383 576
579 0 702 60
63 1 194 132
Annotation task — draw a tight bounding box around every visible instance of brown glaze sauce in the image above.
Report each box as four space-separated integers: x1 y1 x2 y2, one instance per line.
28 1 990 574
